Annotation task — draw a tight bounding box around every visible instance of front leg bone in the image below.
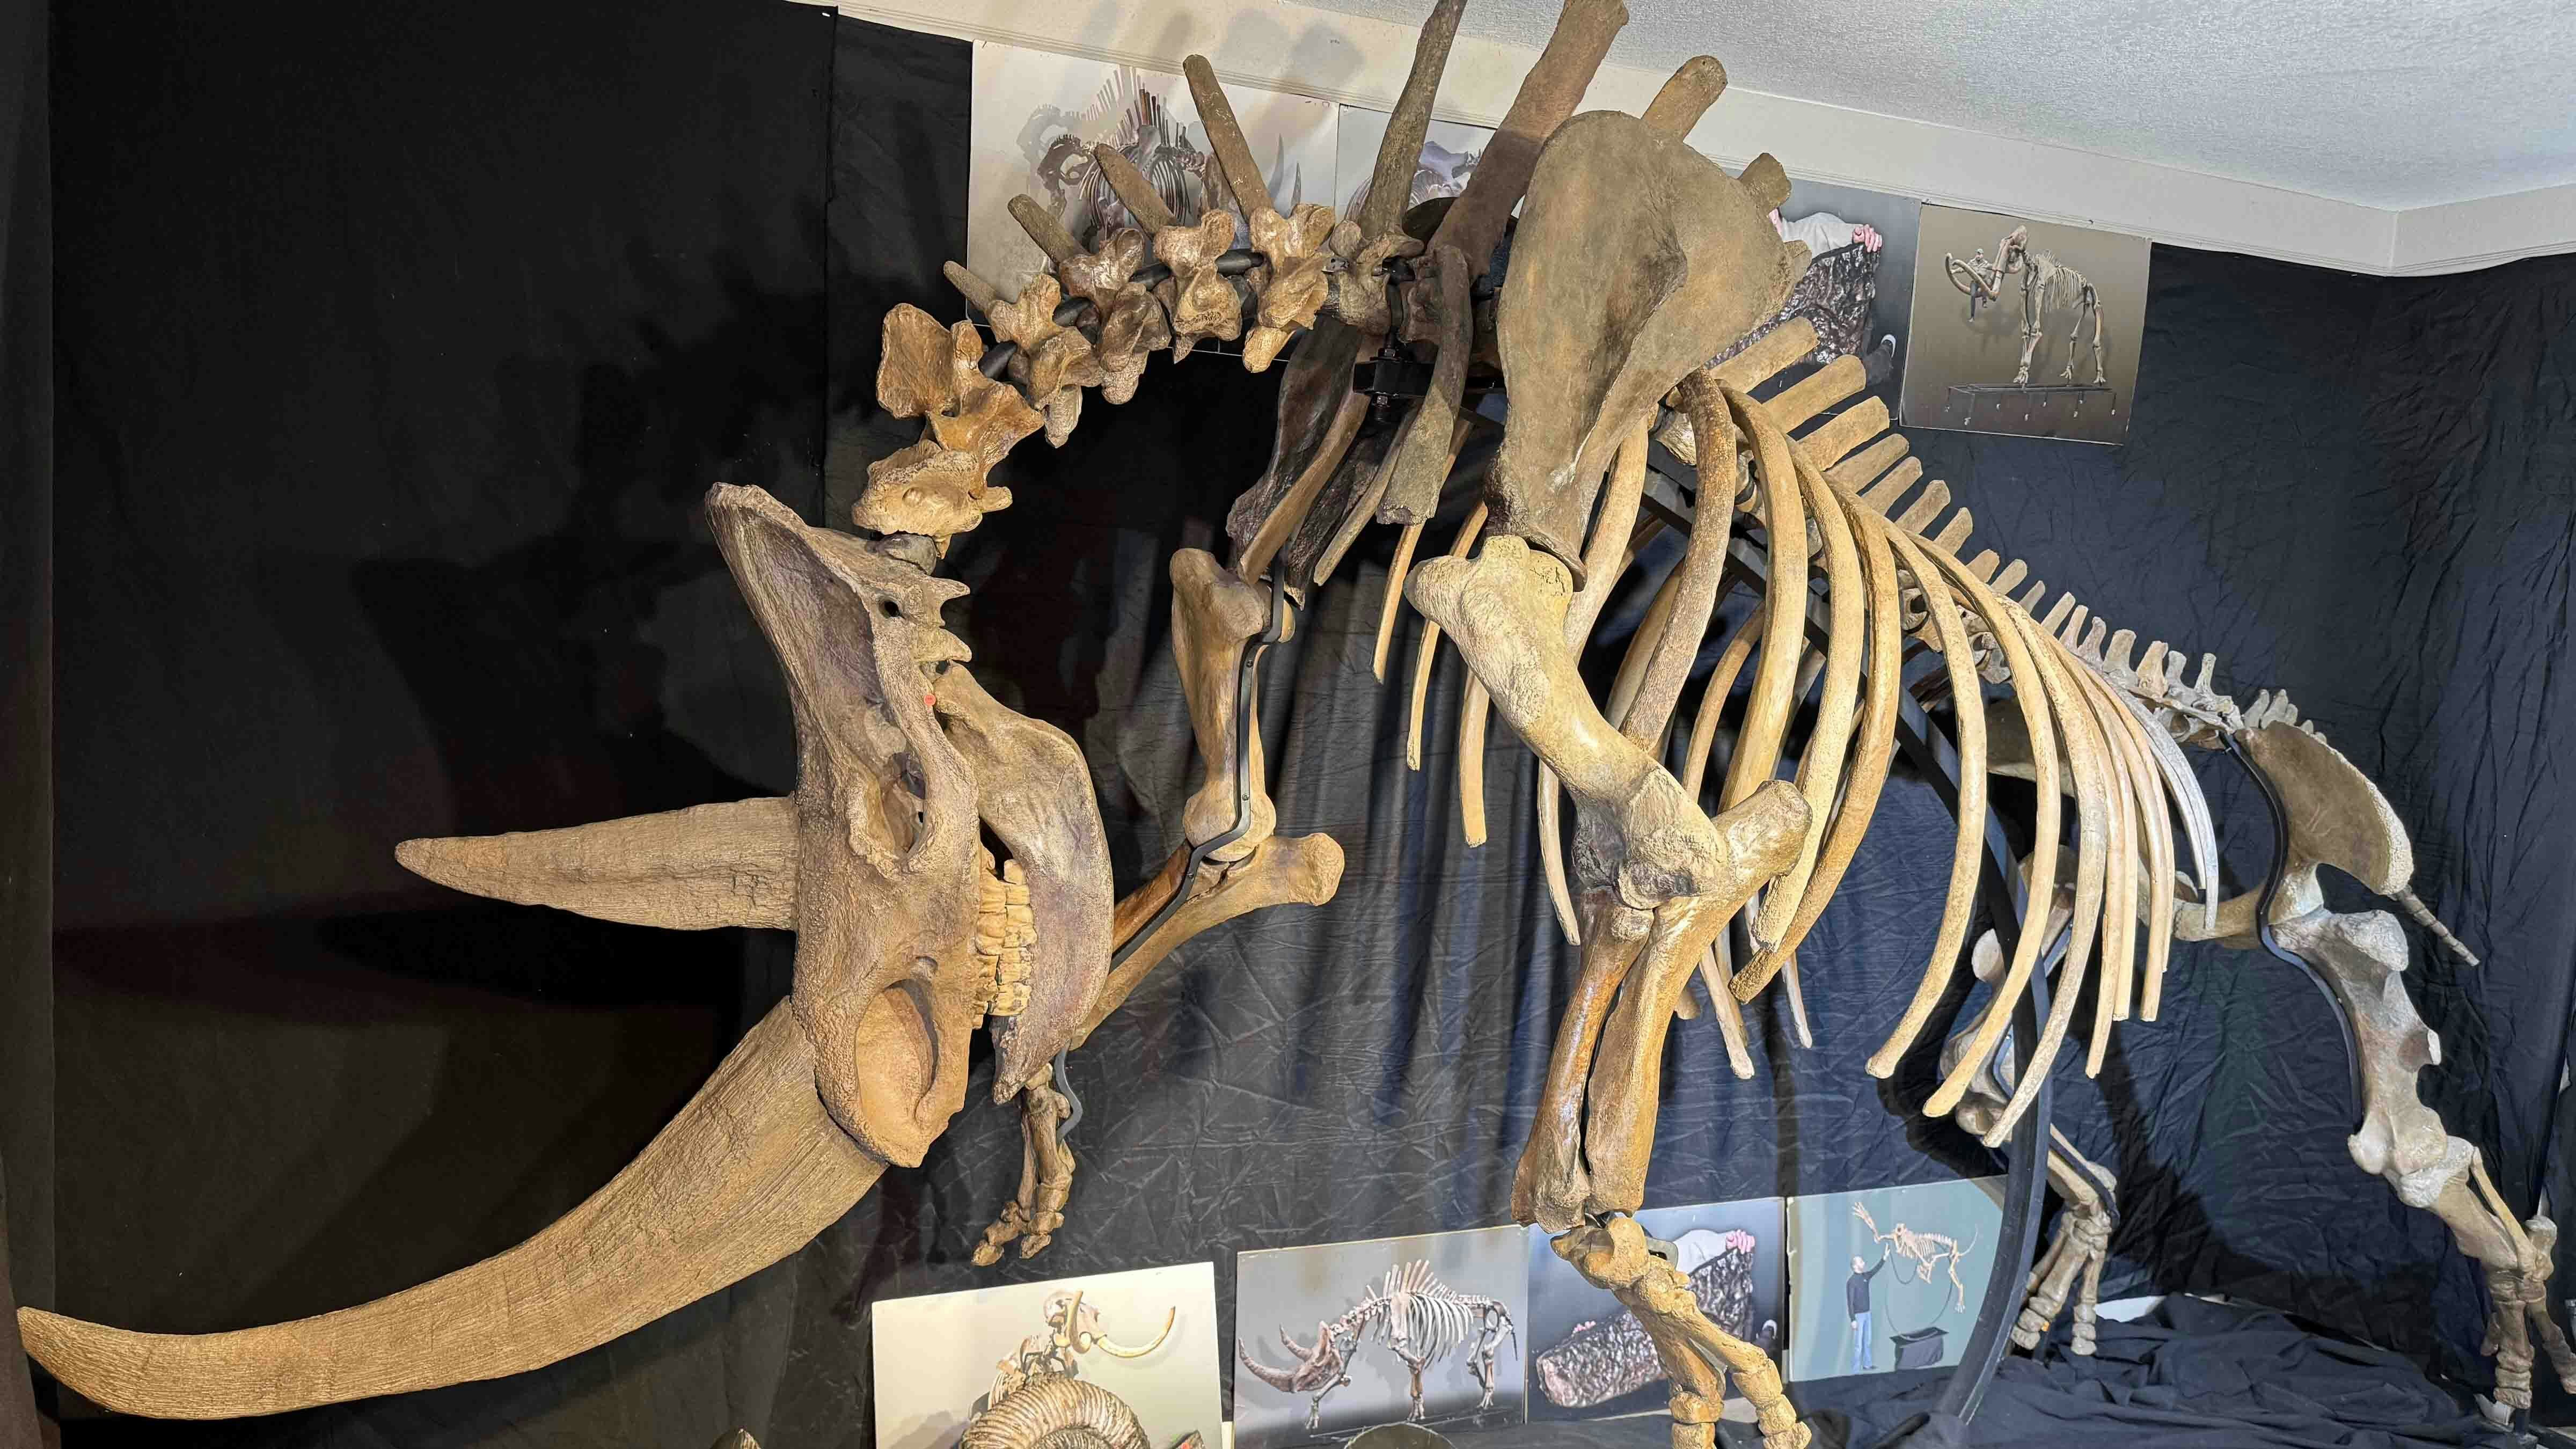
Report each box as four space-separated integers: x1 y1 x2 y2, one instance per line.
1581 839 1801 1217
1438 536 1808 1227
1169 549 1272 861
1409 535 1806 910
969 1077 1077 1265
1512 895 1651 1228
1070 831 1344 1049
2016 1134 2116 1353
1555 1217 1810 1449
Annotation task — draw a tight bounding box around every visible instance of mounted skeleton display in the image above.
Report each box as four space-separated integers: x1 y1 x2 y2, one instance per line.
1238 1259 1517 1431
19 1 2572 1443
1943 225 2108 387
1854 1203 1978 1319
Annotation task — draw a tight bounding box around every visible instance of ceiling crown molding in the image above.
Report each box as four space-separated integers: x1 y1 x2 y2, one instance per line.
810 0 2575 278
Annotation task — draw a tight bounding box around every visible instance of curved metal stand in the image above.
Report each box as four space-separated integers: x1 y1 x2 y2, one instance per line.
1055 570 1296 1139
1892 685 2053 1425
1719 531 2054 1429
2223 732 2365 1128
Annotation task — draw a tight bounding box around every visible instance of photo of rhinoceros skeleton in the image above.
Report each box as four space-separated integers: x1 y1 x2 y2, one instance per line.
1238 1259 1518 1434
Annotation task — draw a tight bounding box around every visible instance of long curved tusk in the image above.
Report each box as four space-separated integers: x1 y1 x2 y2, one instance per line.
18 1002 885 1418
1092 1305 1178 1359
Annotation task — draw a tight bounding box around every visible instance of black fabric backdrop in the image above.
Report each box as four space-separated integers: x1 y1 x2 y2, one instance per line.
32 0 2576 1445
1 0 53 1329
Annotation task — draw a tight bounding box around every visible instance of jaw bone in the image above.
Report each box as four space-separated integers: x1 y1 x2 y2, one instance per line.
17 483 1018 1416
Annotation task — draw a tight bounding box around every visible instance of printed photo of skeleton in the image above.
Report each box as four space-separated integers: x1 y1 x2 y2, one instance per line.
1900 202 2151 443
967 43 1336 298
1785 1179 2003 1381
870 1262 1220 1449
1234 1226 1527 1446
1524 1197 1786 1423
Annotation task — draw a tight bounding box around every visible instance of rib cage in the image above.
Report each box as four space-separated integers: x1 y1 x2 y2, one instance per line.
916 59 2471 1152
940 176 2226 1143
1399 325 2249 1142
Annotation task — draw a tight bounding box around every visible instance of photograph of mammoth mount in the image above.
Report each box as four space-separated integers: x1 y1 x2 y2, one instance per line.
9 0 2576 1446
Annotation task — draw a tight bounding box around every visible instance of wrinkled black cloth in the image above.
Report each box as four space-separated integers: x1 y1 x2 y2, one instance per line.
1453 1300 2505 1448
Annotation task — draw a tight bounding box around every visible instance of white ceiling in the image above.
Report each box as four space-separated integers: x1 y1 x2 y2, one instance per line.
1286 0 2576 210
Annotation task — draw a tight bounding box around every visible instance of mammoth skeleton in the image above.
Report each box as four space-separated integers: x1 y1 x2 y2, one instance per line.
1943 225 2107 389
19 1 2572 1443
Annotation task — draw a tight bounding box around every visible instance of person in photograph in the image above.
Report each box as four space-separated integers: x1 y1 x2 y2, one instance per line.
1846 1252 1887 1372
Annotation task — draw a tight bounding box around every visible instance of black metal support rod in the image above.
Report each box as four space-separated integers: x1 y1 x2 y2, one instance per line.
1719 532 2053 1429
2224 731 2366 1130
1053 569 1293 1136
1891 683 2054 1426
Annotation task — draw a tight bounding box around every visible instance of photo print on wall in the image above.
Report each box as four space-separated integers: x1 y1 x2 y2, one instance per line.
870 1262 1220 1449
1524 1197 1786 1424
1785 1177 2004 1382
968 42 1338 298
1901 203 2150 443
1234 1225 1528 1446
1722 180 1921 411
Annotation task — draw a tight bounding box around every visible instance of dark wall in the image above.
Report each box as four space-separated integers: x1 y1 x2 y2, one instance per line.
48 0 828 1442
1900 246 2576 1395
1 0 52 1334
35 2 2576 1445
